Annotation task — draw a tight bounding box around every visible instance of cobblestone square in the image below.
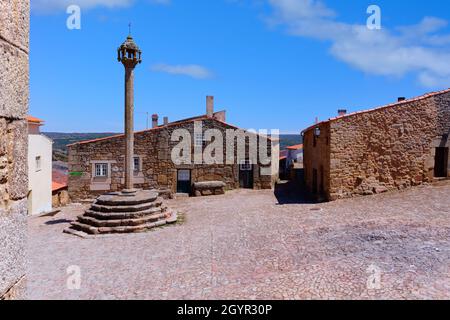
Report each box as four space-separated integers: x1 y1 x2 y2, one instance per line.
28 182 450 299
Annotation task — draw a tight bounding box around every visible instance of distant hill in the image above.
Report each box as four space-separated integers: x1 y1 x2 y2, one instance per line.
279 134 302 150
44 132 118 162
44 132 302 162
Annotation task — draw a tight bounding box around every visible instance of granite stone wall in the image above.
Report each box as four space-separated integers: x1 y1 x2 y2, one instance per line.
0 0 29 300
303 121 331 201
69 118 275 200
303 90 450 201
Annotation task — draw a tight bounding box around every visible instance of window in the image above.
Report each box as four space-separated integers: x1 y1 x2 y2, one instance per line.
240 159 252 171
133 157 140 172
35 156 41 172
94 163 108 177
194 133 208 148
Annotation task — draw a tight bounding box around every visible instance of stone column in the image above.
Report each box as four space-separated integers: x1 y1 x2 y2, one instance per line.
124 67 135 190
118 35 141 191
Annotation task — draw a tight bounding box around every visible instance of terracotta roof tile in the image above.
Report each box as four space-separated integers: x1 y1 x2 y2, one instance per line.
52 181 67 192
286 144 303 150
68 115 273 146
27 115 44 124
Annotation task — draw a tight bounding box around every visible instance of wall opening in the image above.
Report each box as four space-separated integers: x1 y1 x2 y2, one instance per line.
320 166 324 195
434 147 449 178
239 160 254 189
177 169 191 194
312 168 318 194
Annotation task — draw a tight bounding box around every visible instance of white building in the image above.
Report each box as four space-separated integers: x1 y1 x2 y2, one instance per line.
286 144 303 169
27 116 53 215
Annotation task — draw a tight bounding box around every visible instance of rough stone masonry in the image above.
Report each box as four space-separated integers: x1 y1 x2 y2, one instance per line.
68 116 278 200
0 0 29 299
303 89 450 201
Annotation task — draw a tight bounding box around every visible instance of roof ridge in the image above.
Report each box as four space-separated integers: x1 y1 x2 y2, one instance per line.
67 115 210 147
302 87 450 133
67 115 274 147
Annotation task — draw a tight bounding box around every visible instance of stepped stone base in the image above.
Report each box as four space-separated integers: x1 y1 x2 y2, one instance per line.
64 190 177 238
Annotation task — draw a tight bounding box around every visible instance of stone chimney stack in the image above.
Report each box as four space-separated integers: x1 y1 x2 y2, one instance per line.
152 114 159 128
338 109 347 117
163 116 169 125
206 96 214 118
398 97 406 102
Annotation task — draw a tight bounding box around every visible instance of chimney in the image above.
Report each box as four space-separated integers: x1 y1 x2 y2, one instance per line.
163 116 169 125
152 114 159 128
206 96 214 118
398 97 406 102
338 109 347 117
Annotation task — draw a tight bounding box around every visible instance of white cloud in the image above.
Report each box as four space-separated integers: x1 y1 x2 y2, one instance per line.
32 0 170 14
148 0 171 4
151 64 213 79
265 0 450 88
32 0 134 13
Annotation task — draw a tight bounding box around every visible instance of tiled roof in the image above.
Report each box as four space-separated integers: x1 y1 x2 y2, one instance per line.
67 115 273 147
27 115 44 124
66 115 208 146
52 181 67 192
302 88 450 133
286 144 303 150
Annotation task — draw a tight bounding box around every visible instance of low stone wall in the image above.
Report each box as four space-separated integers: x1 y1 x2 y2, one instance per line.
52 189 70 208
193 181 226 197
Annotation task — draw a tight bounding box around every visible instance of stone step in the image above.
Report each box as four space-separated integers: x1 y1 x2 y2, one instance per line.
90 200 163 213
97 220 168 234
85 206 167 220
77 212 169 228
70 219 171 235
66 211 178 236
70 221 100 235
95 192 159 206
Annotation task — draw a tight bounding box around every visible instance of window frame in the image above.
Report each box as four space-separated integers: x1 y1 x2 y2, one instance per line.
133 156 141 172
35 156 42 172
194 133 206 147
94 163 109 178
239 159 252 171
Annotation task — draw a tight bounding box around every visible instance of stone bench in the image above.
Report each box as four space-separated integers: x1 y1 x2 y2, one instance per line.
193 181 226 197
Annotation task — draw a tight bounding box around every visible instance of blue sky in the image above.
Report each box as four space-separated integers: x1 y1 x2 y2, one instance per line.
30 0 450 133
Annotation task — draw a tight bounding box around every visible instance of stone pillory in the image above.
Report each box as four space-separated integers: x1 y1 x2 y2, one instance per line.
117 34 141 191
65 33 179 237
302 88 450 202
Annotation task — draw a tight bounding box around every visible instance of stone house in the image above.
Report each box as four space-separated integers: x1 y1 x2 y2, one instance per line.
302 89 450 201
0 0 29 299
68 97 279 200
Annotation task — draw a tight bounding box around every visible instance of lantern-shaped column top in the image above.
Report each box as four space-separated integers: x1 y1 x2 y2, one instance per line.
118 34 142 68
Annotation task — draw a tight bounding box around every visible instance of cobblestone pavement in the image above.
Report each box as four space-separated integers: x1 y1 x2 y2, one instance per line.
28 182 450 299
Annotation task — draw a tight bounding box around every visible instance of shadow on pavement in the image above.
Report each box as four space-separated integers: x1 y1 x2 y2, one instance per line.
274 180 316 205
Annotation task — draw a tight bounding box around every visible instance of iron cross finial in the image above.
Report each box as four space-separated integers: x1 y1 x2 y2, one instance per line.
128 23 132 36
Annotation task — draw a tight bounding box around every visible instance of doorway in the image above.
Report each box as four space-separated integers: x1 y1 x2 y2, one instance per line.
177 169 191 194
434 147 449 178
312 168 318 194
239 160 254 189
